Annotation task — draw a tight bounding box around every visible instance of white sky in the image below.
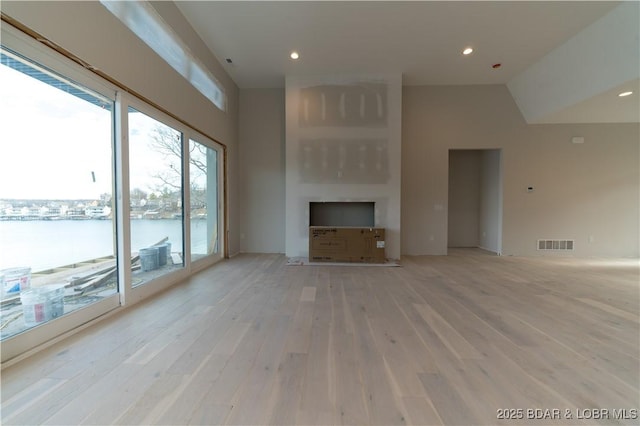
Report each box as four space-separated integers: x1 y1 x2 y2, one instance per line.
0 62 188 200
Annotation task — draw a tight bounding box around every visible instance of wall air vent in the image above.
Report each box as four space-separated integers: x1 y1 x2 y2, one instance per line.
537 239 574 250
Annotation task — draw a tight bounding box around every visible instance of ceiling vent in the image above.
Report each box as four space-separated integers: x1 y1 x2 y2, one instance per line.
537 239 574 250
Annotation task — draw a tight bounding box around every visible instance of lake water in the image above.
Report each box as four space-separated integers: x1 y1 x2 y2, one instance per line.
0 219 210 272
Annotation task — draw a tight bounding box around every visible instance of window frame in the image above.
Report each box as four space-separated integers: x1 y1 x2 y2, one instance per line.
121 94 192 303
187 134 225 271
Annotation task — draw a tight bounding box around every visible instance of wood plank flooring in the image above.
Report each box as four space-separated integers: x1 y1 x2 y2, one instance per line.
1 249 638 425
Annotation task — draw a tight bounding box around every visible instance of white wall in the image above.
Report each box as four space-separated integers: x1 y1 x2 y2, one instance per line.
285 75 402 259
479 150 502 254
448 150 481 248
239 84 638 258
239 89 285 253
403 85 639 257
2 1 241 254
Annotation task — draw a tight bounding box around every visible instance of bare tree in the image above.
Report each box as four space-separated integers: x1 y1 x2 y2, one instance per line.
147 127 181 191
147 126 209 207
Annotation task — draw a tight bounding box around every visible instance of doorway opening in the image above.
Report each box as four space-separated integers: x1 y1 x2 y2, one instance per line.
447 149 503 254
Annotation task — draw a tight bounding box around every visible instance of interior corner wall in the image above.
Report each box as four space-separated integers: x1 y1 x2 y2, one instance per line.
239 89 286 253
2 0 241 255
285 75 402 259
479 150 502 254
403 85 639 257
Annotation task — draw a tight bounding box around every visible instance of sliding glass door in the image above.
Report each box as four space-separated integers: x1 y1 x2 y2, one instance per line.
1 23 226 363
0 43 119 350
128 108 185 288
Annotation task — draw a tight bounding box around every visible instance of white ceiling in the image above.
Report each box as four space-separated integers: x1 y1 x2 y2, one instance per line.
174 1 638 123
176 1 618 88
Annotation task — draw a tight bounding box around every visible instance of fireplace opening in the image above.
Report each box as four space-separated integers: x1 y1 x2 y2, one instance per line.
309 202 375 227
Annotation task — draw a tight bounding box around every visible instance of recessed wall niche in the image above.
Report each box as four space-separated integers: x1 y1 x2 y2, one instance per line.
309 202 375 227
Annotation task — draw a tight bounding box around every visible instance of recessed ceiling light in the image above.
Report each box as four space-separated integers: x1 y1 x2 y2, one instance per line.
462 47 473 55
290 51 300 60
618 91 633 97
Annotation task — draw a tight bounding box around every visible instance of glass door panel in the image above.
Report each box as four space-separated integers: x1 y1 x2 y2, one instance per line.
128 108 184 287
0 47 117 340
189 139 219 261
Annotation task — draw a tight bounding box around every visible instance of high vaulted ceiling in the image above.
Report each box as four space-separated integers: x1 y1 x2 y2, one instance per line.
175 1 616 88
175 1 639 123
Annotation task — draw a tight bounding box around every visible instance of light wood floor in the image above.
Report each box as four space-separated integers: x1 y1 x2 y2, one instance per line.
1 249 638 425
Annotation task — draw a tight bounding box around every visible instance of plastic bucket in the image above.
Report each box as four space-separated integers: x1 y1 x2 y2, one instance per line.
139 247 159 271
156 244 168 266
20 284 65 327
2 267 31 297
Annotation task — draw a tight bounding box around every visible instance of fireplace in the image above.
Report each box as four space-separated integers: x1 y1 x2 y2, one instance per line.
286 74 401 260
309 201 375 227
